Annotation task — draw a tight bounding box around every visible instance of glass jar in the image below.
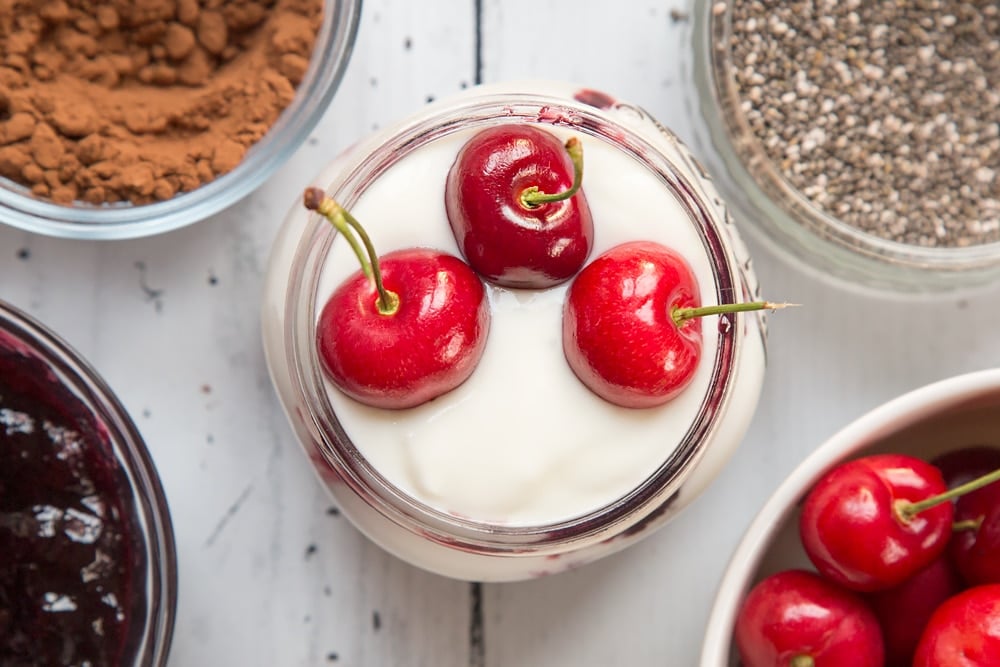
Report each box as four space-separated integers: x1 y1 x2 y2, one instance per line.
688 1 1000 295
261 81 767 581
0 300 176 665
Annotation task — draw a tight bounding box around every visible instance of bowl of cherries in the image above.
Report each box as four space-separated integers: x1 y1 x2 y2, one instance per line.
701 367 1000 667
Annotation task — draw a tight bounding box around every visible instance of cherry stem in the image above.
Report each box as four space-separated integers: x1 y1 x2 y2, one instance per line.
954 517 984 532
670 301 797 328
790 656 814 667
520 137 584 208
304 189 370 277
303 187 400 316
898 466 1000 522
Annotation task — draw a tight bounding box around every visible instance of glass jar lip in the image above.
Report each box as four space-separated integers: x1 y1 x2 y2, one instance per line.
704 3 1000 272
0 0 362 241
0 300 177 665
283 83 749 549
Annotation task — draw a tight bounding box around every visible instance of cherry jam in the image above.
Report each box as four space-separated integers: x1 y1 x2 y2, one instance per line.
0 332 143 666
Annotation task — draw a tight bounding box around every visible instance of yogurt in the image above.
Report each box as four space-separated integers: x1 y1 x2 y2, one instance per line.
261 81 767 580
316 128 722 526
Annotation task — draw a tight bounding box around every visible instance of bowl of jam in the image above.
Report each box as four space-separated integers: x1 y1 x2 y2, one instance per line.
0 300 176 665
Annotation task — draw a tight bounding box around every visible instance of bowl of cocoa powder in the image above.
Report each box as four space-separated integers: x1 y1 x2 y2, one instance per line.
692 0 1000 295
0 0 361 239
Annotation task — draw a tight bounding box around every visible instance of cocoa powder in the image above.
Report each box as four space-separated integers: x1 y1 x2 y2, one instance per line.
0 0 323 206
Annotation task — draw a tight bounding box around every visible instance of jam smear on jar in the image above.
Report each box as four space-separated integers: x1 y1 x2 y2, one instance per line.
0 343 139 666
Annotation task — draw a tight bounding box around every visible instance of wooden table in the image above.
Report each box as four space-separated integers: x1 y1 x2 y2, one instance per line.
3 1 999 664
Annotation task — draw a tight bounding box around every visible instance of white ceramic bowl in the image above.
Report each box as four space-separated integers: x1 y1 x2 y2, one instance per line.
700 367 1000 666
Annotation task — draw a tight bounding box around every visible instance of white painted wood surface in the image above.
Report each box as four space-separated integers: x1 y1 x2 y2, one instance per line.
2 1 1000 665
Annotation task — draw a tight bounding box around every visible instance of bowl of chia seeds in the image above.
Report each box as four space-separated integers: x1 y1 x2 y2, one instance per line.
691 0 1000 294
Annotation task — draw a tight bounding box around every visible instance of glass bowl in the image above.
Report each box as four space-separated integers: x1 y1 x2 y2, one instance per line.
261 81 769 581
0 0 362 240
699 368 1000 666
0 300 176 665
689 1 1000 295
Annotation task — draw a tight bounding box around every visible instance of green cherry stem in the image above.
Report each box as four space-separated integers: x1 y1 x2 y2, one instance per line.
897 466 1000 523
304 188 370 277
303 187 400 316
790 656 814 667
520 137 584 208
954 517 985 532
671 301 797 328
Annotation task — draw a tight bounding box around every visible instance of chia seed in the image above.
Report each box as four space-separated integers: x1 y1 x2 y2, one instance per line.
724 0 1000 247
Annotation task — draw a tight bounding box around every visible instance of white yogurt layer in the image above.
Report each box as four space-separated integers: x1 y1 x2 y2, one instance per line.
316 127 723 526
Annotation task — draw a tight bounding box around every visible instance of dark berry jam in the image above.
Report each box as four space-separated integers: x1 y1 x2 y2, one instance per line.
0 337 142 666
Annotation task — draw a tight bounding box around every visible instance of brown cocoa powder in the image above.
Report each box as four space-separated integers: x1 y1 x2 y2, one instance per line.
0 0 322 206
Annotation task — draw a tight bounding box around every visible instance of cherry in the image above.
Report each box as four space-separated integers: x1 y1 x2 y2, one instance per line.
734 569 884 667
444 125 594 288
562 240 787 408
951 489 1000 586
799 453 952 592
305 188 490 409
932 445 1000 490
800 454 1000 593
913 584 1000 666
866 555 964 667
932 446 1000 585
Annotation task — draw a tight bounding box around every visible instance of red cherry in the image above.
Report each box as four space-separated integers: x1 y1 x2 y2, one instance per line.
866 555 964 667
445 125 594 288
948 456 1000 586
306 189 490 409
932 445 1000 490
562 240 785 409
799 454 953 592
913 584 1000 666
946 455 1000 521
563 241 699 408
951 490 1000 586
735 569 884 667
